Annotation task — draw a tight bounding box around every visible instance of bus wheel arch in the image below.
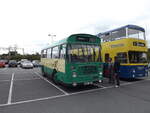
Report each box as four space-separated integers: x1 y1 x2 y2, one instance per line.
51 69 58 83
41 66 47 77
42 71 47 77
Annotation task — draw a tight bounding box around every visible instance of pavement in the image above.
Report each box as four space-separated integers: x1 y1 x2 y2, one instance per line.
0 67 150 113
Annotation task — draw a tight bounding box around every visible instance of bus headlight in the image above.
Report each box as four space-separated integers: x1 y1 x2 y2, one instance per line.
99 72 102 75
99 80 102 83
73 82 77 87
133 74 135 78
72 72 77 77
133 70 135 73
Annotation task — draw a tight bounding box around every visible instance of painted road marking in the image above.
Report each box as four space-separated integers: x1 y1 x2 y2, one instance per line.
7 73 14 104
0 78 41 83
0 94 67 107
93 83 106 88
12 72 35 74
0 73 11 74
34 72 69 95
0 77 150 107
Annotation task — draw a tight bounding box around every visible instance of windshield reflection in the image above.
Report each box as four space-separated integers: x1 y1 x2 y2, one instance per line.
68 44 101 63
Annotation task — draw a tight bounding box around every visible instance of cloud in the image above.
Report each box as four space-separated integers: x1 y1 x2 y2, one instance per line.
0 0 150 54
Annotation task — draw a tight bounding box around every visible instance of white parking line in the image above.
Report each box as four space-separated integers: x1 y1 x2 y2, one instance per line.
0 77 149 107
34 72 69 95
7 73 14 104
69 78 150 96
13 72 34 74
93 83 106 88
3 67 7 70
0 94 67 107
14 78 41 81
0 73 10 75
0 78 41 83
0 80 11 82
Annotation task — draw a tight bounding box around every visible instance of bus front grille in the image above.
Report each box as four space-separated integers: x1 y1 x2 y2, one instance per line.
78 66 98 75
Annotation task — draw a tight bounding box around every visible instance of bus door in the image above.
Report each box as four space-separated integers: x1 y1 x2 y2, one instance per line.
105 53 110 62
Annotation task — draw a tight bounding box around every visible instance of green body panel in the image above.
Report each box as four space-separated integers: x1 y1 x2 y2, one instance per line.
43 66 53 75
41 33 103 85
64 62 103 84
41 62 103 85
43 34 101 50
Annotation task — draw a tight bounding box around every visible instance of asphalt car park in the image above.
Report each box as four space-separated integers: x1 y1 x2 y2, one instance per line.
0 67 150 113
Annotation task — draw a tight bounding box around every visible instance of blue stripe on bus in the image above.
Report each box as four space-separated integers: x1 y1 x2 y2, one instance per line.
119 65 148 78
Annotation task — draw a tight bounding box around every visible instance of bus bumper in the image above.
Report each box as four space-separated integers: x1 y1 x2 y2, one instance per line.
58 74 103 87
119 65 148 78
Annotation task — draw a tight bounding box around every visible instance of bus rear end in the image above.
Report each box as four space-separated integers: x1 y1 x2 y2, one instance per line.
120 64 148 78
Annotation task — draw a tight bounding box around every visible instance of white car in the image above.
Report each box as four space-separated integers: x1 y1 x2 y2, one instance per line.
32 60 40 67
21 61 34 69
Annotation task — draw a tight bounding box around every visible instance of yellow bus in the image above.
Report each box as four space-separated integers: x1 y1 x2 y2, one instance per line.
98 25 148 78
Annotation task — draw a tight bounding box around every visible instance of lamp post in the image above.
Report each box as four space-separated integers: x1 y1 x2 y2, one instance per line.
48 34 56 44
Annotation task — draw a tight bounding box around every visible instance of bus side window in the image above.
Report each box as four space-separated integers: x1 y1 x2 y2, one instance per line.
42 49 47 58
117 52 127 63
47 48 51 58
41 50 44 58
60 44 66 59
52 46 59 59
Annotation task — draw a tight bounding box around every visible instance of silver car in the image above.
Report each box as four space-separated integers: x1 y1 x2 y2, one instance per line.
21 61 34 69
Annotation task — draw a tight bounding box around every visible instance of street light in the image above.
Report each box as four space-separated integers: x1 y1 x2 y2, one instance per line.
48 34 56 44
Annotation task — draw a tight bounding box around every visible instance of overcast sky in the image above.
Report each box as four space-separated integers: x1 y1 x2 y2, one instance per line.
0 0 150 54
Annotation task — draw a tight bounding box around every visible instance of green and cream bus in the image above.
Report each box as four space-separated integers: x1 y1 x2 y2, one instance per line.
41 34 103 86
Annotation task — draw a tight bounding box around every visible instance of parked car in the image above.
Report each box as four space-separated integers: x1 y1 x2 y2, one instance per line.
21 59 28 62
8 60 18 67
1 59 9 64
0 60 5 68
32 60 40 67
21 61 33 69
17 61 21 65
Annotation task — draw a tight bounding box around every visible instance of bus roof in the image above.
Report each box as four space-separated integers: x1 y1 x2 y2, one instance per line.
42 34 100 50
97 25 145 37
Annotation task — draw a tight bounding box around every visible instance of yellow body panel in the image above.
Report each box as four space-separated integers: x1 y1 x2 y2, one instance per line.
101 38 148 65
41 58 65 73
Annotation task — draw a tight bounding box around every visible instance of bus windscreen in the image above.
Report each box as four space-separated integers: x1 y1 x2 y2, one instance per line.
68 44 101 63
